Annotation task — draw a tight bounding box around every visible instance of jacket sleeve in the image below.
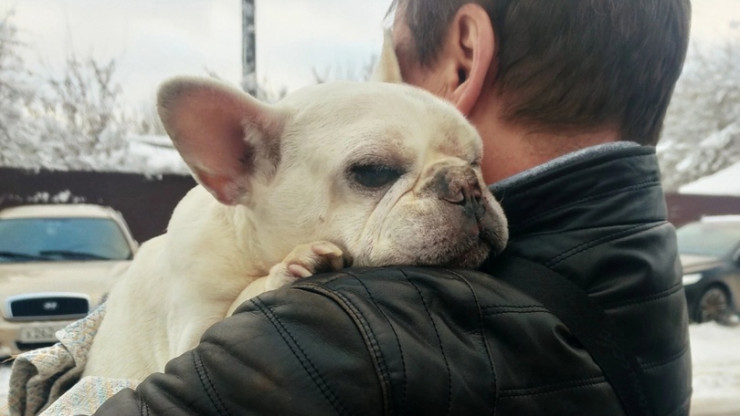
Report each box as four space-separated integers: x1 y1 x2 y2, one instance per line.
92 279 385 416
92 266 627 415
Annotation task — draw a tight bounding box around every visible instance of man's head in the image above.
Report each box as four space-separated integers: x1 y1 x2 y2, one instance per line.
388 0 691 181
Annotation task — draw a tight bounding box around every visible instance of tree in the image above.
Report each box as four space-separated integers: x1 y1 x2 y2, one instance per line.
311 55 378 84
135 99 168 136
0 10 134 171
42 55 130 168
658 36 740 191
0 10 36 153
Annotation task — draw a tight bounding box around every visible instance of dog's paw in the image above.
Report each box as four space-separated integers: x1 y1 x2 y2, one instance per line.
265 241 349 291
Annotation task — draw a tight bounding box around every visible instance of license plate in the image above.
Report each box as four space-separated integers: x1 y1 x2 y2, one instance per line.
19 324 66 343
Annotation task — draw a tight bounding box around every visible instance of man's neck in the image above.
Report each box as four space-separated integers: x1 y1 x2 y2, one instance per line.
471 99 619 184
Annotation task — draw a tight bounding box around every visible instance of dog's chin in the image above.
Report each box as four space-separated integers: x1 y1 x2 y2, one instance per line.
438 219 507 269
438 240 495 269
407 232 502 270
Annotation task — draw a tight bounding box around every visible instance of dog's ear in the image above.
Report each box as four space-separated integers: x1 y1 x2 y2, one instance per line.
157 77 285 205
371 30 403 83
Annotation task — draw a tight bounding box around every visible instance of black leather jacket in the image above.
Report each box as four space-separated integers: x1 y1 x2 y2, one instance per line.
94 144 691 415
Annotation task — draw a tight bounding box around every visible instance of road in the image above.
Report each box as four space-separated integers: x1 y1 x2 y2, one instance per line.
690 321 740 416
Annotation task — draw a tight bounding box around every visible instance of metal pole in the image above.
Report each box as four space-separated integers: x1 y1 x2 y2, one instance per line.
242 0 257 96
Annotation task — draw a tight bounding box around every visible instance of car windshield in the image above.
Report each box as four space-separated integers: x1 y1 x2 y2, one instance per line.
0 217 132 262
676 222 740 258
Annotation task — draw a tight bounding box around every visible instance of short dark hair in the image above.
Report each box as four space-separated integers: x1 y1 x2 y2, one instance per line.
392 0 691 145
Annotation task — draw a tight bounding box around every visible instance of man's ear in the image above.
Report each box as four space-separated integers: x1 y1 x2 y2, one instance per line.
443 3 495 116
157 77 285 206
371 30 403 83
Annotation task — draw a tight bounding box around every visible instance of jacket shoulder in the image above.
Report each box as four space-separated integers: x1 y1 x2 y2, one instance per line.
95 267 623 415
291 267 625 415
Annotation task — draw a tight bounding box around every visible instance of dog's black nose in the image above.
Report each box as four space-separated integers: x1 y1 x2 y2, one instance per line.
434 166 485 219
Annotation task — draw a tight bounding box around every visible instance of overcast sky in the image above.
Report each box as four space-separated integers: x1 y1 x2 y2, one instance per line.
4 0 389 108
3 0 739 110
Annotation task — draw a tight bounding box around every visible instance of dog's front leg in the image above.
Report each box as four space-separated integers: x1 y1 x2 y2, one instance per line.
227 241 349 315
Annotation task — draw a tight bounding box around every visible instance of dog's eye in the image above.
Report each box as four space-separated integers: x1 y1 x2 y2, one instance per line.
350 164 403 189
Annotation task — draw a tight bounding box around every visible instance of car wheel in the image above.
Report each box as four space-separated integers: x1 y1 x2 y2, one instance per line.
695 285 733 324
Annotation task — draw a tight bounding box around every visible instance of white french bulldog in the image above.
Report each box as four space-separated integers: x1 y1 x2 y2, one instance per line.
82 44 508 381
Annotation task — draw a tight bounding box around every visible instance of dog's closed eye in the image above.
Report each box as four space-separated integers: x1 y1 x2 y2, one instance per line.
349 163 404 189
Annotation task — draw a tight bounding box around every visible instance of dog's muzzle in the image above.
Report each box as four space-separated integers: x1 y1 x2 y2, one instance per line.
420 163 507 257
432 165 486 221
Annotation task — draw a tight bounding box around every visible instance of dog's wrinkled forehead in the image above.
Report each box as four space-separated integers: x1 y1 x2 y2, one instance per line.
279 81 482 161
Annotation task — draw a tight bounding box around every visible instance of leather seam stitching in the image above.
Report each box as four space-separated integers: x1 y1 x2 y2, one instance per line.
254 297 349 416
448 270 498 416
499 376 609 398
602 283 685 311
510 180 660 233
399 269 453 416
192 353 230 416
343 271 409 413
545 222 663 267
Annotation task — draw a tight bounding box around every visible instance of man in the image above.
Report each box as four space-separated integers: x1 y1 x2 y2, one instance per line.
90 0 692 414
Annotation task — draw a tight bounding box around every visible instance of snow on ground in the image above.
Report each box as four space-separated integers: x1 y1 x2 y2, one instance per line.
692 322 740 399
0 322 737 415
690 322 740 415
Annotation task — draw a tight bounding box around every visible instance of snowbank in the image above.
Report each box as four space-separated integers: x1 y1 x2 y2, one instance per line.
690 322 740 415
691 322 740 400
1 134 191 176
680 162 740 197
126 135 190 175
678 123 740 197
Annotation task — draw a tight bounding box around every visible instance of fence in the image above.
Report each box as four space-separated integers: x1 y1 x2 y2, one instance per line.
0 167 195 244
2 167 739 242
665 193 740 227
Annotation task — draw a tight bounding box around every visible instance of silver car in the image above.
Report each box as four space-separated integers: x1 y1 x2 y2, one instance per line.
0 204 137 356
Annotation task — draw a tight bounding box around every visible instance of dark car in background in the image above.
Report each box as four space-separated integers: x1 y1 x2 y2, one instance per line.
0 204 137 356
678 216 740 324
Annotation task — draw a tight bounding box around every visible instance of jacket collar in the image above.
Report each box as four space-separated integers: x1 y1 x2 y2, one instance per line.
488 143 665 238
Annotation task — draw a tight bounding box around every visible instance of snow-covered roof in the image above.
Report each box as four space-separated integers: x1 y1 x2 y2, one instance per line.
679 161 740 196
127 135 190 175
0 134 191 176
